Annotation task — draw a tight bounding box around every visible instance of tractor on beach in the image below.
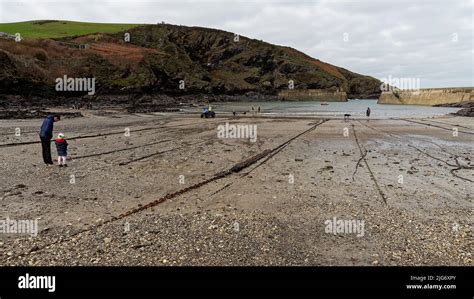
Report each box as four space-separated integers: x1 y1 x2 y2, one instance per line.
201 105 215 118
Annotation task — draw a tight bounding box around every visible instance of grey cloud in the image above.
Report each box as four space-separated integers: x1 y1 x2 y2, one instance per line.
0 0 472 87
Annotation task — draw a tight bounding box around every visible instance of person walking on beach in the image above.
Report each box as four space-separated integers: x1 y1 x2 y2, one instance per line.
39 114 60 165
366 107 371 120
55 133 68 167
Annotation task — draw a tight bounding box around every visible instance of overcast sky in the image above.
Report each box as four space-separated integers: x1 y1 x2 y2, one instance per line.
1 0 472 88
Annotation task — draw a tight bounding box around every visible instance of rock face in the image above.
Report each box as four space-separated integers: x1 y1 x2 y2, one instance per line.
378 88 474 106
0 23 381 104
278 89 347 101
439 101 474 117
453 107 474 117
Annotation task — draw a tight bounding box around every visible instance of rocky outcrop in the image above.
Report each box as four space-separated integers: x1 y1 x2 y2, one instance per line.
434 100 474 108
452 107 474 117
378 88 473 106
278 89 347 101
0 22 382 105
437 100 474 117
0 109 82 119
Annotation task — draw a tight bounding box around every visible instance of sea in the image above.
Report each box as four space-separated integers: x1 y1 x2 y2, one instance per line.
187 99 462 119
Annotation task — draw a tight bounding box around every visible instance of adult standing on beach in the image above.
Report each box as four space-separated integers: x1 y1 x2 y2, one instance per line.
39 114 60 165
366 107 371 120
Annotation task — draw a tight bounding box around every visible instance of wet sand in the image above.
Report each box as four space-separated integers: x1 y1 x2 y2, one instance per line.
0 111 472 266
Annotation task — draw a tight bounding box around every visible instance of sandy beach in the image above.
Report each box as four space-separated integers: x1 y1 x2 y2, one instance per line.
0 111 472 266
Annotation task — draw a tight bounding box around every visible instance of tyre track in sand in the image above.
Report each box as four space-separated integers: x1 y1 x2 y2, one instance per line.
401 119 474 135
420 118 473 130
209 119 329 197
357 120 474 183
15 119 329 259
0 117 231 148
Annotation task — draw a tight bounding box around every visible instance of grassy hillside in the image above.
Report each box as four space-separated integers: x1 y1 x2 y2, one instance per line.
0 20 139 39
0 20 382 100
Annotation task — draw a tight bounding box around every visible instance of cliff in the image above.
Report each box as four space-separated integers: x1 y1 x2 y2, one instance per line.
0 21 382 105
378 88 474 106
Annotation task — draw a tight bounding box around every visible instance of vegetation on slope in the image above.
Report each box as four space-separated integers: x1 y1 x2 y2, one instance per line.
0 21 382 100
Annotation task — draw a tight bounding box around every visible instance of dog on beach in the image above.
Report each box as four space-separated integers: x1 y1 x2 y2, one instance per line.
344 114 351 120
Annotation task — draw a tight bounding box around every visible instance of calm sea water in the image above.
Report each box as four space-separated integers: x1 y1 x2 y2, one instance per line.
194 100 461 119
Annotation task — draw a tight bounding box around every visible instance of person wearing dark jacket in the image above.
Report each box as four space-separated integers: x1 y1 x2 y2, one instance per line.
55 133 68 167
39 115 60 165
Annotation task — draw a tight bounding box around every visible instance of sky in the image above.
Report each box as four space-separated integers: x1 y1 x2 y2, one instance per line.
0 0 472 88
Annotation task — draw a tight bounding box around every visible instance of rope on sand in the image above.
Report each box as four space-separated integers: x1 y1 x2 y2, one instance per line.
351 123 388 205
20 119 329 257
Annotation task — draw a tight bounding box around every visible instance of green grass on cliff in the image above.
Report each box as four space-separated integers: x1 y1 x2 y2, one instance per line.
0 20 140 39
